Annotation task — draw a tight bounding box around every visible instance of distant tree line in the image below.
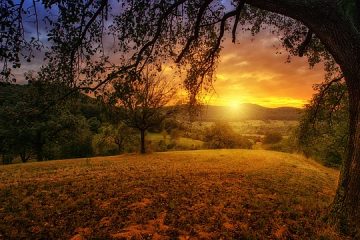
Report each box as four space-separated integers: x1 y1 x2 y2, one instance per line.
0 81 109 163
2 73 346 167
0 80 260 164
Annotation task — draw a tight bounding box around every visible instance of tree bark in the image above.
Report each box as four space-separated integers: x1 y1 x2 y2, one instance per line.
304 8 360 237
330 74 360 236
140 129 146 154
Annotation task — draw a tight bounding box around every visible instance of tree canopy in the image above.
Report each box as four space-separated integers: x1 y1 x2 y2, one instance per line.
1 0 343 100
110 69 177 153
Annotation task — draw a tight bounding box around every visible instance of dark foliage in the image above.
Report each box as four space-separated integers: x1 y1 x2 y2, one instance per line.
263 132 283 144
297 81 348 167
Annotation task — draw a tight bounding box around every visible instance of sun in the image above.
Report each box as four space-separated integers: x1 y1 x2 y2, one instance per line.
228 100 240 110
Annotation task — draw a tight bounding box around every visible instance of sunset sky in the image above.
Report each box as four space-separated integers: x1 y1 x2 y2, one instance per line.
15 10 325 109
207 31 325 108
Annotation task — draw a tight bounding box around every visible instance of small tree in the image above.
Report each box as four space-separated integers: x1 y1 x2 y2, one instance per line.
111 70 177 154
204 122 252 149
92 123 138 155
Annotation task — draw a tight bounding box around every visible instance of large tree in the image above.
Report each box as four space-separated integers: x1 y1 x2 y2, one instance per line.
110 70 177 154
1 0 360 235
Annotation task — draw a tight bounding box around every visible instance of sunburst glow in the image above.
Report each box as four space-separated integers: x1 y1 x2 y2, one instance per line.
228 100 240 110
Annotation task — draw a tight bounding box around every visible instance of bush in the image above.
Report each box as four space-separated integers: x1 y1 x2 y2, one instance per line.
264 138 296 153
204 122 252 149
1 154 14 164
325 151 342 167
156 140 168 152
92 134 118 156
263 132 283 144
170 129 182 142
92 124 139 155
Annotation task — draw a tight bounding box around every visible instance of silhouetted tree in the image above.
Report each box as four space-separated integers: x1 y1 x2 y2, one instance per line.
111 70 177 154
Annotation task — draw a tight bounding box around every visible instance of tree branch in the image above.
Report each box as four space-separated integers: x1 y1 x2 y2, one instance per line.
69 0 108 63
176 0 213 63
207 7 245 62
232 0 246 43
135 0 187 71
328 89 346 126
298 29 313 57
311 74 344 123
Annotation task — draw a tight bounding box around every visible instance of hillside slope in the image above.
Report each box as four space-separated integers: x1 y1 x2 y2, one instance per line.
197 104 302 121
0 150 345 239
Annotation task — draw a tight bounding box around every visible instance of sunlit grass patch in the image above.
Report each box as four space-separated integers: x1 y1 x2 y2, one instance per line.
0 150 347 239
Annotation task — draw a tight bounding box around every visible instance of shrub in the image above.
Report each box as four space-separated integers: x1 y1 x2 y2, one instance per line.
325 151 342 167
156 140 168 152
204 122 252 149
92 134 118 156
264 138 296 153
92 124 139 155
263 132 283 144
1 154 14 164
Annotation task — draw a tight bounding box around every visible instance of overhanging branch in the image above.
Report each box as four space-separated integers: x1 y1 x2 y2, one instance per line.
298 30 313 57
232 0 246 43
311 74 345 124
175 0 213 63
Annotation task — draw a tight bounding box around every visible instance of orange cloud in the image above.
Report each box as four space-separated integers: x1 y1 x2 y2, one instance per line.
210 31 324 108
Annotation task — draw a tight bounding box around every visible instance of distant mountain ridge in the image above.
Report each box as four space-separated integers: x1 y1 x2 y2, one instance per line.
193 103 302 121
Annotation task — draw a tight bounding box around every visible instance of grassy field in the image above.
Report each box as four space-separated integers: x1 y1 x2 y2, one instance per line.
147 133 204 150
190 120 298 138
0 150 346 239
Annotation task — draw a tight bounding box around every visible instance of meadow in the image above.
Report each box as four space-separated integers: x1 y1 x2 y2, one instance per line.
0 150 347 239
191 120 298 137
144 120 298 153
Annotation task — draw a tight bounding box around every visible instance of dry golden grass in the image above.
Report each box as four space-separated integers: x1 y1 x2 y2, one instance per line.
0 150 348 239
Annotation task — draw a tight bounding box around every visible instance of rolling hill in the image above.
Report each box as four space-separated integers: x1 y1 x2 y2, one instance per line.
196 103 302 121
0 150 345 239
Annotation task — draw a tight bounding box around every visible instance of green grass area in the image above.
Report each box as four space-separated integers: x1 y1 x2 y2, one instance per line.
0 150 346 239
147 133 204 150
192 120 298 137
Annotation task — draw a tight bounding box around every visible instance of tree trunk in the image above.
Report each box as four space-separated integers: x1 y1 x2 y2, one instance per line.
115 138 124 153
140 129 146 154
20 151 30 163
331 76 360 236
35 131 45 161
245 1 360 235
252 2 360 235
